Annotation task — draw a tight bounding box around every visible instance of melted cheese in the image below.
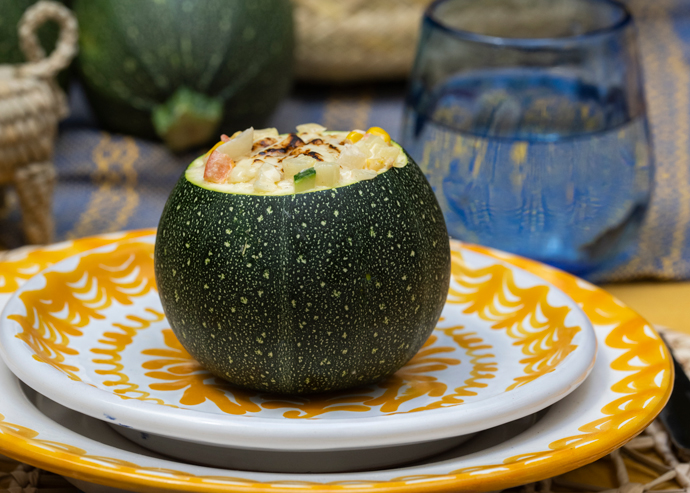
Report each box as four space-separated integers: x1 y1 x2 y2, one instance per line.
188 129 407 195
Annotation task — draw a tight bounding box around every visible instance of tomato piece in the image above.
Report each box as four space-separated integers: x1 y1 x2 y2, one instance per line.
204 150 234 183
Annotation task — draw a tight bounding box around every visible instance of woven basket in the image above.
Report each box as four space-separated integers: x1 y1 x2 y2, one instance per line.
0 1 77 245
293 0 432 83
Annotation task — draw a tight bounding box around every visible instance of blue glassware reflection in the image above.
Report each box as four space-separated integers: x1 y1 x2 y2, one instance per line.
402 0 653 276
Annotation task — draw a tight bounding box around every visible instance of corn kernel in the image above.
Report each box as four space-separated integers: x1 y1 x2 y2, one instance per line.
346 131 364 143
205 140 225 157
365 126 391 144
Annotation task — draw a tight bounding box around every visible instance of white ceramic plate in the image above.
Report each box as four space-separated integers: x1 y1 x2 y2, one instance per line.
0 231 672 493
7 360 540 493
0 234 596 454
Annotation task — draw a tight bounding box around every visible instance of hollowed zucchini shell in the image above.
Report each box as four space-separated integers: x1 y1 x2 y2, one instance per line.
154 148 450 394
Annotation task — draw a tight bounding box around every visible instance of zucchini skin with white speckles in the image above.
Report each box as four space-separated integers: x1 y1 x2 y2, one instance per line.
154 151 450 394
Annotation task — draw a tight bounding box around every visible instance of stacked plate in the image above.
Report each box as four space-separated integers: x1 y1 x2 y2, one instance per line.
0 229 672 493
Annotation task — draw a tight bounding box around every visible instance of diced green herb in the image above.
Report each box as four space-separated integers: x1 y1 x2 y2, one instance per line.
294 167 316 193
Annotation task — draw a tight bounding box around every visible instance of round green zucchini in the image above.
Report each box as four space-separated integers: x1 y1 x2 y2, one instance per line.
154 144 450 395
73 0 294 152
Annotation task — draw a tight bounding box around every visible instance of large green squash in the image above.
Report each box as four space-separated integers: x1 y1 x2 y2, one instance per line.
154 142 451 395
73 0 294 152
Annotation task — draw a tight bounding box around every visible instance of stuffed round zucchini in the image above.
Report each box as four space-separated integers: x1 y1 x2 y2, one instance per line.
155 124 450 394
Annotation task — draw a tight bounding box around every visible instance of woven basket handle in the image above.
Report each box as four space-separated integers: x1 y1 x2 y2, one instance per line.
17 1 78 79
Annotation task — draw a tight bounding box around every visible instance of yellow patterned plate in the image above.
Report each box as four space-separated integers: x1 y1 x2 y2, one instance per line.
0 233 596 457
0 230 672 493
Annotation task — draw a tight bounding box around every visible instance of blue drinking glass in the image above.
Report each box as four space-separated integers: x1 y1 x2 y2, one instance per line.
402 0 653 277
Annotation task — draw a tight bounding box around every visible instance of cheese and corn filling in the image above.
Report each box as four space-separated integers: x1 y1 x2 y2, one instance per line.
187 124 407 195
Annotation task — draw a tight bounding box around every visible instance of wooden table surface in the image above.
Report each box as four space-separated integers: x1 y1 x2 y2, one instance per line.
602 281 690 335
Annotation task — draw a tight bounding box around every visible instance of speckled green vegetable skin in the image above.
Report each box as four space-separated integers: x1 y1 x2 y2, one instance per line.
154 151 450 395
73 0 293 151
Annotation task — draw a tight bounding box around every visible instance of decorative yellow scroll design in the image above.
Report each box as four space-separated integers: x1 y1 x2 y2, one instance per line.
0 412 39 441
0 413 86 456
358 333 463 414
91 308 173 406
8 241 156 380
0 231 153 295
394 325 498 413
141 329 261 415
448 250 581 390
0 237 673 493
260 333 463 418
141 329 494 418
449 243 672 486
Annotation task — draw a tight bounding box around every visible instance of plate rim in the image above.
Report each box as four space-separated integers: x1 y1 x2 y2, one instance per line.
0 230 672 493
0 233 597 451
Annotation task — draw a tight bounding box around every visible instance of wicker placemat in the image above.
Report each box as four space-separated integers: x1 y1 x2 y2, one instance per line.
0 327 688 493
